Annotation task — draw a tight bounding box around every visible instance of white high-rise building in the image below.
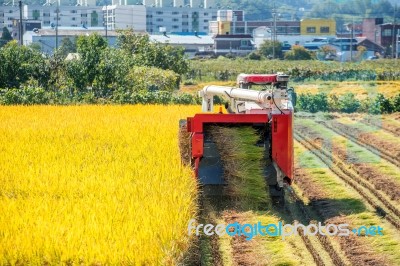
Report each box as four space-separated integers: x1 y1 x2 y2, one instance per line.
190 0 202 8
23 5 104 28
0 5 20 32
158 0 174 7
103 5 146 31
77 0 97 6
146 6 217 33
204 0 215 8
143 0 157 6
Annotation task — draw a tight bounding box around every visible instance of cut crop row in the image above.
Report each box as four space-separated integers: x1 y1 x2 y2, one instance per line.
296 118 400 205
320 118 400 168
294 125 400 229
292 142 398 265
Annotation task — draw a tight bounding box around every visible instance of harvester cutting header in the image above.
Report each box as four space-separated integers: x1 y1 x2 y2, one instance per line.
180 73 296 202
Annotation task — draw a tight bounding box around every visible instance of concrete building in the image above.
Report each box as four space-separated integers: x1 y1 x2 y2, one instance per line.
361 17 400 57
142 0 216 8
24 27 118 54
362 18 383 43
213 34 254 55
103 5 146 31
150 33 213 57
300 19 336 35
23 5 104 28
0 5 20 32
12 19 41 44
146 6 217 34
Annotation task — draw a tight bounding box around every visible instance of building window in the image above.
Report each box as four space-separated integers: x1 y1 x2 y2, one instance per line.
81 14 87 17
204 12 209 16
71 10 77 13
382 29 392 37
204 19 208 22
9 10 13 13
236 27 245 33
306 27 316 33
182 14 188 18
212 16 217 20
156 11 163 15
146 14 152 18
320 26 329 33
172 25 179 29
241 40 249 46
203 26 208 30
156 18 163 22
173 18 179 22
182 22 189 26
43 13 50 17
44 21 50 25
172 11 179 15
72 17 76 21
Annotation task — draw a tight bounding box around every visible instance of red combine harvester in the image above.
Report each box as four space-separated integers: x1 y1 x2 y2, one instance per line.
180 73 296 202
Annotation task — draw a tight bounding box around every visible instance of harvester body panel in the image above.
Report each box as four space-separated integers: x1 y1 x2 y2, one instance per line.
180 73 295 200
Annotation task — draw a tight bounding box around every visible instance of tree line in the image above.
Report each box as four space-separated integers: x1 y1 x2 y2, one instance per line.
0 30 195 104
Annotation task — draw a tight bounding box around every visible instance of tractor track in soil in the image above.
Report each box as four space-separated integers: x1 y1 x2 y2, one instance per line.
354 116 400 138
318 121 400 168
294 132 400 231
284 185 347 266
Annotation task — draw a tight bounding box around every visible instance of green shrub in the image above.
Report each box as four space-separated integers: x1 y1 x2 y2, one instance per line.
0 87 49 105
246 51 262 60
284 46 313 60
338 93 361 113
297 92 328 113
172 93 196 104
366 94 394 114
392 93 400 112
127 66 179 92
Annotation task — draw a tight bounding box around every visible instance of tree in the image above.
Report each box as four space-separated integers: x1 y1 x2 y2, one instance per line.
0 27 13 48
258 40 283 59
0 41 49 88
58 37 76 57
117 30 189 75
284 45 313 60
28 42 41 52
75 33 108 87
316 45 337 60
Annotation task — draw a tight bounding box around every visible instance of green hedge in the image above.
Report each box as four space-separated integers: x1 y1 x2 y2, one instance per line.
1 87 399 115
0 87 200 105
297 92 400 114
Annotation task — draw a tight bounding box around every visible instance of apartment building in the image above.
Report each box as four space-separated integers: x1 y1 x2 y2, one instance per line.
146 6 217 33
142 0 216 8
102 5 146 31
24 5 104 28
0 6 20 31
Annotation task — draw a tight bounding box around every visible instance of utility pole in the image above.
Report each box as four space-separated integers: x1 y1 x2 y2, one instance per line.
396 29 399 59
104 5 108 40
55 0 59 50
19 0 23 45
272 1 276 59
350 18 354 61
391 5 396 58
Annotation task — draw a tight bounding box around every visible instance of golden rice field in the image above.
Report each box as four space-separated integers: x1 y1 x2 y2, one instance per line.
0 105 198 265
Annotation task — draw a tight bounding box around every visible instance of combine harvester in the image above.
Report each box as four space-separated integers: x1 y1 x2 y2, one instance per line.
180 73 296 203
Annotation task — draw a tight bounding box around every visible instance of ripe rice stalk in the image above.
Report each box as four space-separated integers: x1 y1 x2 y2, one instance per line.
209 126 271 210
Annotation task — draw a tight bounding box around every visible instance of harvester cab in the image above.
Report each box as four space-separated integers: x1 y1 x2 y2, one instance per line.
179 73 295 203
